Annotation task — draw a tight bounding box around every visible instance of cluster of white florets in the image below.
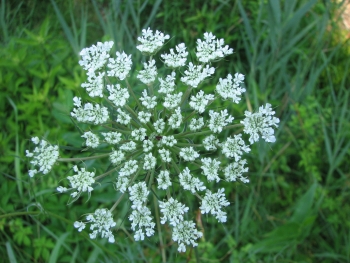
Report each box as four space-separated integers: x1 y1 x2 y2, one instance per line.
25 137 59 177
74 208 116 243
26 27 279 252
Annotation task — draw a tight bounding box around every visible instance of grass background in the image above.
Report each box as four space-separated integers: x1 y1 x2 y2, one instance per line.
1 0 349 262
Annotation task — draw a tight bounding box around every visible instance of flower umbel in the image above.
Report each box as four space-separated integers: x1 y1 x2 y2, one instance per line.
74 208 116 243
26 137 59 177
26 29 279 253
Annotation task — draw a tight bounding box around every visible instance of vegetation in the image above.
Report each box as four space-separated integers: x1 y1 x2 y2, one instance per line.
1 0 349 262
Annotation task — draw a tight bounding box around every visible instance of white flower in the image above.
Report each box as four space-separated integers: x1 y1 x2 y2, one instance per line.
28 170 37 177
208 109 234 133
119 160 138 177
200 188 230 222
201 157 221 182
181 63 215 88
106 84 130 107
116 176 130 193
107 51 132 80
154 119 165 133
129 206 155 240
71 97 109 124
120 141 137 152
72 96 82 107
160 135 177 147
26 138 59 176
116 108 131 125
202 135 220 151
221 134 250 161
143 153 156 170
79 41 114 73
138 111 152 123
31 136 40 144
189 90 214 113
134 229 145 241
179 147 200 162
67 165 95 198
159 197 189 226
131 128 147 141
161 43 188 68
73 221 85 232
157 170 172 190
32 29 280 249
163 92 183 109
168 107 182 129
143 139 154 152
137 59 157 85
158 72 176 93
172 220 203 252
110 150 125 165
136 27 170 54
57 186 68 193
77 208 116 243
189 117 204 131
196 32 233 63
140 89 157 109
82 131 100 148
81 72 105 97
241 103 280 144
179 167 206 193
129 181 149 209
159 148 171 162
102 131 122 144
216 73 246 103
224 159 249 183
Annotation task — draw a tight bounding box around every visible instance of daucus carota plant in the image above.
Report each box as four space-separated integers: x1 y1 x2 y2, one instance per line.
26 28 279 252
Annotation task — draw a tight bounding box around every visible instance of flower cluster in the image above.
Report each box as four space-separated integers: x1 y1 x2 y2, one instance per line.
26 28 279 253
26 137 59 177
74 208 116 243
57 165 95 199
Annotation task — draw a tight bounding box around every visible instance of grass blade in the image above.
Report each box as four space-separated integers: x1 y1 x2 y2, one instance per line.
48 232 70 263
7 97 22 198
5 241 17 263
50 0 79 55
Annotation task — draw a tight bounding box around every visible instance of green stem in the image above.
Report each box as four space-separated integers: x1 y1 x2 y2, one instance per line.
182 110 197 123
223 123 244 130
174 129 212 139
176 143 203 147
194 246 200 263
0 211 41 219
148 83 154 97
194 192 203 201
94 166 120 181
57 153 110 162
110 192 127 212
171 159 181 174
126 79 142 109
103 124 132 134
130 119 142 129
110 167 142 212
153 187 166 263
124 105 139 121
147 168 155 190
180 86 193 106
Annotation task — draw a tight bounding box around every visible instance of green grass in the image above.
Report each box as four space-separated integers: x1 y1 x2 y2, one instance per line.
1 0 349 262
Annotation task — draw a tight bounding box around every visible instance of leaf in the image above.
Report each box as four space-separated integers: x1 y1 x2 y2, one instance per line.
249 222 300 253
290 182 317 223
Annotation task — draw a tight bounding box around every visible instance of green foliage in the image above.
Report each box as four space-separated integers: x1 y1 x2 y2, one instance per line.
33 236 55 261
1 0 350 262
